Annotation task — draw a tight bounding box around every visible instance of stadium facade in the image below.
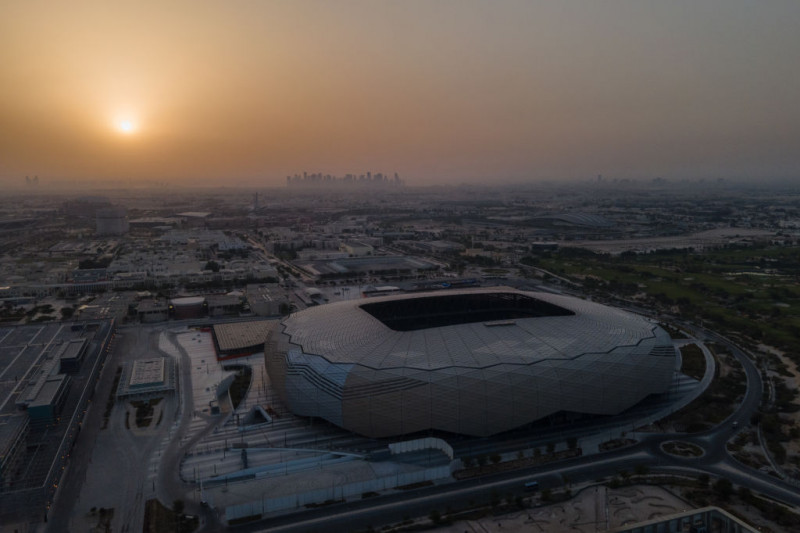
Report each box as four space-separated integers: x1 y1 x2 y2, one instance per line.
264 288 676 438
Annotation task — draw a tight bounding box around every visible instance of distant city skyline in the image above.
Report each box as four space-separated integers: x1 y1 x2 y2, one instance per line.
2 1 799 187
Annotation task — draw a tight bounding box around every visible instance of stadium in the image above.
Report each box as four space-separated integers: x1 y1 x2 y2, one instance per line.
264 288 676 438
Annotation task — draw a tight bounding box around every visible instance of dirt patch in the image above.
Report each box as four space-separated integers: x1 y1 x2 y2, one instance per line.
434 485 686 533
662 440 704 458
143 499 198 533
130 397 163 428
87 507 114 533
760 344 800 463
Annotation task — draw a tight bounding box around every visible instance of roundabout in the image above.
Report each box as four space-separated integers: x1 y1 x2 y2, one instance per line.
661 440 705 458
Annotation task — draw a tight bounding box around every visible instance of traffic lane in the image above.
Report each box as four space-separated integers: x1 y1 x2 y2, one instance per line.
237 438 794 533
677 463 800 508
237 450 656 533
46 327 131 533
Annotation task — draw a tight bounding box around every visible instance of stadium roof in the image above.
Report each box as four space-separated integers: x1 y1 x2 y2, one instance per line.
214 320 274 352
280 287 661 370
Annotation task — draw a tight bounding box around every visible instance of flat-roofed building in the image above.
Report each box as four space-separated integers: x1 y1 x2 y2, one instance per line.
246 283 286 316
130 358 165 388
117 357 175 401
137 300 169 323
207 294 241 317
26 374 71 425
0 320 115 523
176 211 211 227
340 241 374 257
0 417 29 490
170 296 206 319
57 338 89 373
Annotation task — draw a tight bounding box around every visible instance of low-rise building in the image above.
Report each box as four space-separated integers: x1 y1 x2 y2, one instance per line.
246 284 287 316
207 294 241 317
137 300 169 323
340 241 374 257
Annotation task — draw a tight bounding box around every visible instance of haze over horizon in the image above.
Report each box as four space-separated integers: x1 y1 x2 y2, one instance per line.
2 1 799 188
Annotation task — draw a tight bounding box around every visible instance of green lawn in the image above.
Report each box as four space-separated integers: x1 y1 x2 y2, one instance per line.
532 244 800 362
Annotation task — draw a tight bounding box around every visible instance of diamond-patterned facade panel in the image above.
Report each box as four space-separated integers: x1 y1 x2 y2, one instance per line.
264 288 677 438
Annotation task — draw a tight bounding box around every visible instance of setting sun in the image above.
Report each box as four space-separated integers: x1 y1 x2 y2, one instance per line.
118 120 135 134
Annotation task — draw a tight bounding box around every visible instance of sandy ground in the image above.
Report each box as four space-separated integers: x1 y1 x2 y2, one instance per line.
126 398 167 436
436 485 689 533
759 344 800 467
563 228 774 254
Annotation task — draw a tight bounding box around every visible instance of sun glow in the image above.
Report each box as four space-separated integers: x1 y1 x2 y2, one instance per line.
117 120 136 134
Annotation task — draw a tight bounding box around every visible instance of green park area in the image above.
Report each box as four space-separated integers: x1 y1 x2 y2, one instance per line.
524 243 800 465
524 244 800 362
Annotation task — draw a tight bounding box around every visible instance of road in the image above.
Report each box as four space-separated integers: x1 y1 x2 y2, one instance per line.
47 327 183 533
45 329 121 533
153 327 224 531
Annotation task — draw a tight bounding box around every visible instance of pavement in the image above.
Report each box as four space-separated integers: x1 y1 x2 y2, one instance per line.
47 326 176 533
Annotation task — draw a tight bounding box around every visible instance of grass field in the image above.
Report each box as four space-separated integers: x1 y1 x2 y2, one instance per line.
527 243 800 363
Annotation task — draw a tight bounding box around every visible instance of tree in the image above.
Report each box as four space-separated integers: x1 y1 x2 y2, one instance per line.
714 478 734 498
546 442 555 454
428 509 442 524
490 490 501 508
567 436 578 450
172 499 184 515
172 499 185 532
490 453 502 465
738 486 752 504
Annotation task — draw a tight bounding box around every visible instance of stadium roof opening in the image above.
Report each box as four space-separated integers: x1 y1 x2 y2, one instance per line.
360 291 574 331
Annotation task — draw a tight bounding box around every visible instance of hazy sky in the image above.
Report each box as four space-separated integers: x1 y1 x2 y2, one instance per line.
2 1 799 187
